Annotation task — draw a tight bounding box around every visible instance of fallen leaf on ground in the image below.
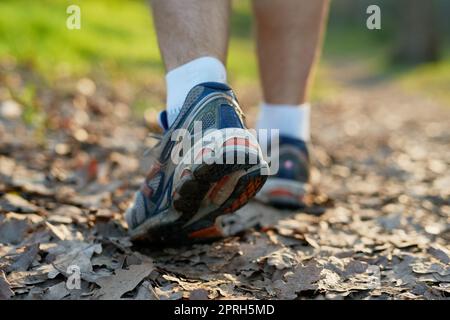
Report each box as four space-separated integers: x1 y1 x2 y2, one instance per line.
189 289 209 300
43 282 70 300
134 281 159 300
6 243 40 272
274 260 322 299
95 262 154 300
0 270 14 300
0 193 38 213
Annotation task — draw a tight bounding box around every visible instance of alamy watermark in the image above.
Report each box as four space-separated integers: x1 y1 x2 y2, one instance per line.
167 123 279 175
66 5 81 30
65 4 381 32
366 5 381 30
66 265 81 290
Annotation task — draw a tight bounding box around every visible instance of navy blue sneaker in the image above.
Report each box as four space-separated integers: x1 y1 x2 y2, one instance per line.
126 82 268 243
256 135 310 209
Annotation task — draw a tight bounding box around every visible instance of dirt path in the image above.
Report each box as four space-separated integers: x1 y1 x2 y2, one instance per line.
0 62 449 300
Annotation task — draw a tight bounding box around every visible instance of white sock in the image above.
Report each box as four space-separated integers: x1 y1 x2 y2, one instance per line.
165 56 227 126
256 102 311 146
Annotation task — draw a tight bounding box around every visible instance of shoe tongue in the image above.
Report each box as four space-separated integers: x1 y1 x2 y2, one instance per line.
157 110 170 132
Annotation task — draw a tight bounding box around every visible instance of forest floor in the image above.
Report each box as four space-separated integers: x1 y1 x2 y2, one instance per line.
0 60 449 300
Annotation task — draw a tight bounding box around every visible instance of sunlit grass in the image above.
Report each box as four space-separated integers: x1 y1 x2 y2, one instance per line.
0 0 259 83
398 59 450 107
1 0 448 110
0 0 160 80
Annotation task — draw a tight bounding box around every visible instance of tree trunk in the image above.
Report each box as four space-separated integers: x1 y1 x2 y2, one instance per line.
392 0 440 64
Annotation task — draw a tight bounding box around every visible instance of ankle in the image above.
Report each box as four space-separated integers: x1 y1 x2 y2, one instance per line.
256 102 311 146
165 56 227 125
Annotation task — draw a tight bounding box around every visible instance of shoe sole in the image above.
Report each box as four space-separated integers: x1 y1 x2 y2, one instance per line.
129 131 268 243
255 178 309 210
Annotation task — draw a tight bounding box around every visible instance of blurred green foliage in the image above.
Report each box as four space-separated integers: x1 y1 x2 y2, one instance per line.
0 0 162 81
0 0 387 81
0 0 449 105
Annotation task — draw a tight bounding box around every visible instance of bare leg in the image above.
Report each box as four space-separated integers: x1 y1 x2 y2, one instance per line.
252 0 329 104
127 0 270 239
151 0 231 71
252 0 330 209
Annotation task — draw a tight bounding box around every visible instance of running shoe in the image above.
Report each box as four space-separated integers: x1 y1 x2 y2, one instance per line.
256 135 310 209
125 82 268 243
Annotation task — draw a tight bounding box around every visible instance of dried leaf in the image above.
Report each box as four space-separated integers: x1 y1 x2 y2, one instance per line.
274 260 321 299
189 289 209 300
0 214 34 244
43 282 70 300
95 262 154 300
427 246 450 264
52 242 102 281
0 270 14 300
0 193 38 213
154 284 183 300
7 243 40 272
259 247 297 270
134 281 159 300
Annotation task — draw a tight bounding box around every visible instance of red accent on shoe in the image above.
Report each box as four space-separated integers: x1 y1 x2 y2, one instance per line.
188 225 223 239
208 175 230 200
223 137 259 150
268 189 296 198
224 176 264 214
